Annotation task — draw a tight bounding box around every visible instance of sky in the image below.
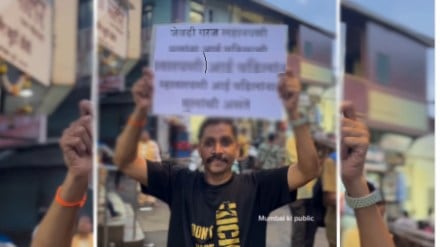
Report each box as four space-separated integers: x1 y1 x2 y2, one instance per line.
347 0 434 39
254 0 434 39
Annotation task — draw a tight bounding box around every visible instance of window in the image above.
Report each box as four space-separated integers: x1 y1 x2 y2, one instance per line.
376 53 390 85
208 9 213 23
304 41 313 58
78 0 93 29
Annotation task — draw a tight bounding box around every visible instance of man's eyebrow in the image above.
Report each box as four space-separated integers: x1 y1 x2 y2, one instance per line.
221 136 234 139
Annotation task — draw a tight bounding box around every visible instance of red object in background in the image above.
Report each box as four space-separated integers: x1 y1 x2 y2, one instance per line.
176 141 191 151
0 115 41 148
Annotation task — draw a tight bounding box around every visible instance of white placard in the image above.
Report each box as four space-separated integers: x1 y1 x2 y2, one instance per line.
98 0 128 58
0 0 52 86
152 24 287 120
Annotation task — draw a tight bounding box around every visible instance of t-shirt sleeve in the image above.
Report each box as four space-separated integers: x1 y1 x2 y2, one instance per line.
255 166 297 214
140 160 177 205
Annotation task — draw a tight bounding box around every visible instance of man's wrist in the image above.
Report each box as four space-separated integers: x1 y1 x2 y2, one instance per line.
133 106 148 120
287 110 300 121
343 176 369 198
129 106 148 128
61 173 89 202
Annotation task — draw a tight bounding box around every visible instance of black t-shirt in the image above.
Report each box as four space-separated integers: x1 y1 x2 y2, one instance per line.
141 161 297 247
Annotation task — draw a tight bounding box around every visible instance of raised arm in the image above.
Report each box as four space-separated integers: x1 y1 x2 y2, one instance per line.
113 68 154 186
278 71 320 190
31 100 93 247
341 102 394 247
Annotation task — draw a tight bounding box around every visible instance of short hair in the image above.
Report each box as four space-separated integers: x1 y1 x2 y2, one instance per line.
198 118 237 141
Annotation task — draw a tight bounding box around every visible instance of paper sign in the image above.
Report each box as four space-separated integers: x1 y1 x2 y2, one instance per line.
98 0 128 58
151 24 287 120
0 0 52 86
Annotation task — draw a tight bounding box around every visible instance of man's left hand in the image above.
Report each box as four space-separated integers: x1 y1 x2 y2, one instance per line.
278 70 301 120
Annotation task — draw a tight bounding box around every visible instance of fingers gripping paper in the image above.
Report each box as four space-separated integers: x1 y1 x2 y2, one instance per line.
151 24 287 120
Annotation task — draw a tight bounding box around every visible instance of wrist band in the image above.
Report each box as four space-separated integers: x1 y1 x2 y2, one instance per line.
345 189 382 209
289 116 309 128
127 117 146 128
55 186 87 208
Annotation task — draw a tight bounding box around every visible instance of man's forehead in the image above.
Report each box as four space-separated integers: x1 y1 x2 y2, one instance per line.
201 123 235 138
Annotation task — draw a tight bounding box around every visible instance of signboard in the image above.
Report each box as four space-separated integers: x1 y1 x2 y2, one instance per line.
98 0 128 58
126 0 141 60
152 24 287 119
52 0 78 85
99 75 125 93
0 0 53 85
368 90 428 132
77 28 92 78
0 115 42 148
300 60 332 85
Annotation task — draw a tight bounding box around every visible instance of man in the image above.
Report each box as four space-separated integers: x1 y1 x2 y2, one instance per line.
32 100 93 247
340 102 394 247
138 130 161 162
289 137 334 247
113 68 320 246
256 132 285 170
237 128 250 161
71 215 93 247
393 210 417 230
137 130 161 206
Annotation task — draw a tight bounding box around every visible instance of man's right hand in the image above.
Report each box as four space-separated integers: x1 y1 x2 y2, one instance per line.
60 100 93 180
113 68 151 186
131 68 154 112
340 102 370 194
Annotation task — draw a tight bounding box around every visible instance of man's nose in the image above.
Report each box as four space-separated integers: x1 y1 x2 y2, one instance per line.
214 142 224 154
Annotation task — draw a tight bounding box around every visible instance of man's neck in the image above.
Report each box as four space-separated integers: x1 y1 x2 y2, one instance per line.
204 171 233 186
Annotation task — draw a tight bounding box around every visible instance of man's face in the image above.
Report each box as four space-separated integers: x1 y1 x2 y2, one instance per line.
198 123 239 175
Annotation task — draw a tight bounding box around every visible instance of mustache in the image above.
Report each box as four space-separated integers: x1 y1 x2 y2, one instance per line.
206 153 229 164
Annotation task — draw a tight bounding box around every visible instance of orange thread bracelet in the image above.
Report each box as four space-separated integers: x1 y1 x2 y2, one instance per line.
55 186 87 208
127 117 146 127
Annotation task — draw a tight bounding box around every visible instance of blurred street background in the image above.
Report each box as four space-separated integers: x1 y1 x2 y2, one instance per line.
0 1 93 246
340 0 435 246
